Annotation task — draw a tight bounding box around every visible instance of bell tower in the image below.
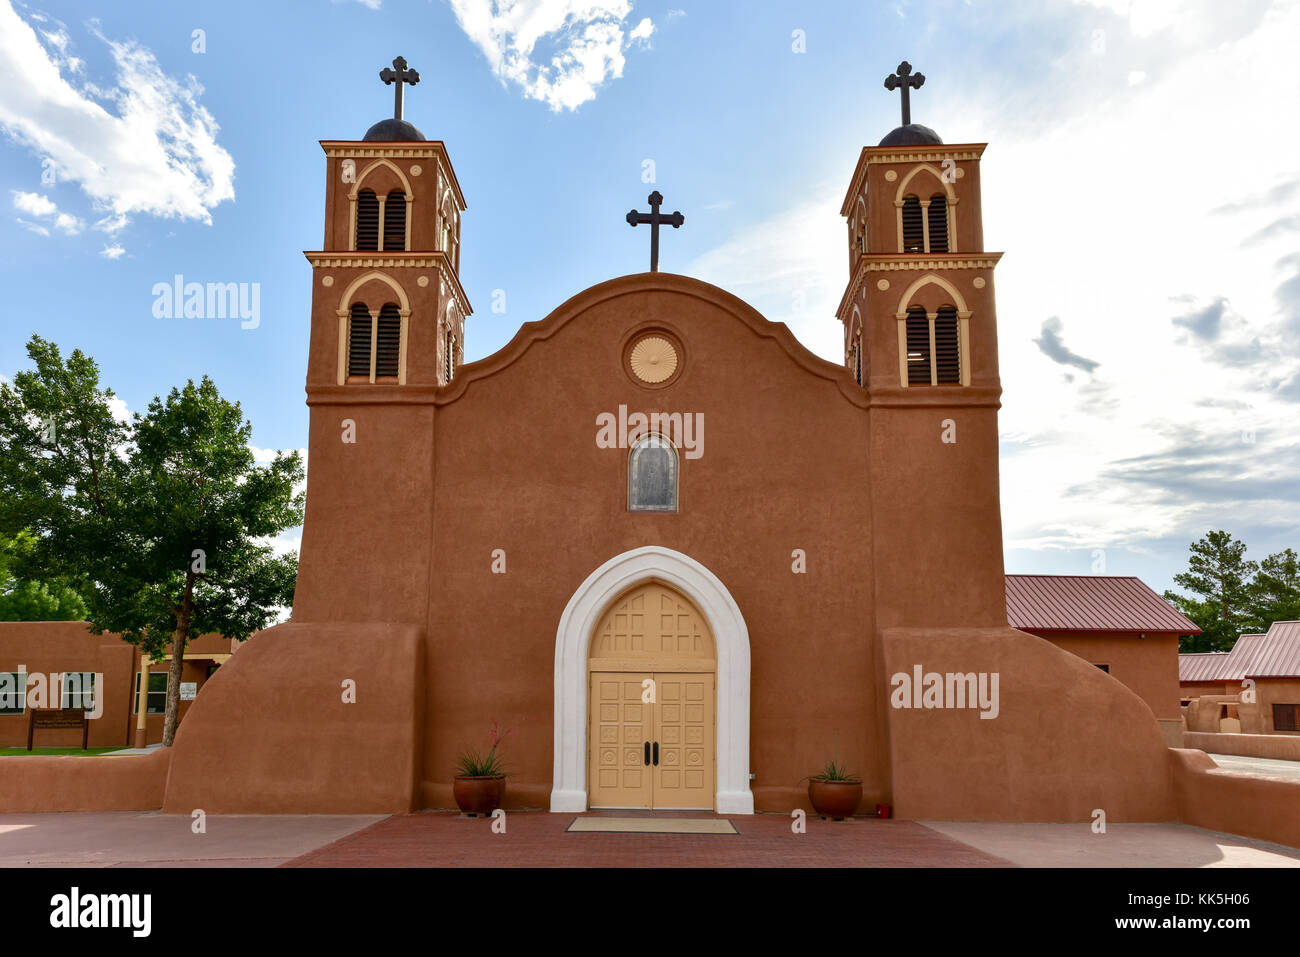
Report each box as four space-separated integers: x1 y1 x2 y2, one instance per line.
305 56 470 390
292 57 472 624
841 61 1009 629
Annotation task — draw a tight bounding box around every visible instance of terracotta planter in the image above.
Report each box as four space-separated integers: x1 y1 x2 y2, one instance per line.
453 775 506 815
808 778 863 820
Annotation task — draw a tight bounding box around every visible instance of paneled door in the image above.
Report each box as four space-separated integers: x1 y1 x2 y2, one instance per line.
652 673 715 809
588 672 653 809
588 671 714 809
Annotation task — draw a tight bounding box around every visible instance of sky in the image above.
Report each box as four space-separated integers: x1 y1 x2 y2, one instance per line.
1 0 1298 595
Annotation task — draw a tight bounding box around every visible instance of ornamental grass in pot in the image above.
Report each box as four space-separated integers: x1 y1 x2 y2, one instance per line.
807 736 862 820
453 720 512 816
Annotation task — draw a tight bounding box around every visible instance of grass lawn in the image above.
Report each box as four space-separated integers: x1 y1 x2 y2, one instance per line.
0 747 121 756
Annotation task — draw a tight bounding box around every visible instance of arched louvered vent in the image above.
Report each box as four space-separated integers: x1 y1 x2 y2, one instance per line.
902 196 924 253
348 303 372 377
935 305 960 384
383 192 406 251
376 303 401 377
853 335 863 385
928 195 949 253
905 307 931 385
356 190 379 251
444 327 456 383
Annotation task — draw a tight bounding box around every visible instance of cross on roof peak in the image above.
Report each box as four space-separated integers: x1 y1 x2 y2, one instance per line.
626 191 685 273
379 56 420 121
884 60 925 126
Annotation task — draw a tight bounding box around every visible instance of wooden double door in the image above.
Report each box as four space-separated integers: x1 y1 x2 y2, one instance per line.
588 671 715 809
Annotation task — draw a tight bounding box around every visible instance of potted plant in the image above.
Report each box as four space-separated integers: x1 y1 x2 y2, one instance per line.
807 736 862 820
453 719 512 816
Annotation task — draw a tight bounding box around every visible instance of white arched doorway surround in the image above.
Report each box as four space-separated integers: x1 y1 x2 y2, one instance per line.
550 545 754 814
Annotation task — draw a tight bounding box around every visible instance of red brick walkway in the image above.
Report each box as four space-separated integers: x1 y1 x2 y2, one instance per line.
282 811 1012 867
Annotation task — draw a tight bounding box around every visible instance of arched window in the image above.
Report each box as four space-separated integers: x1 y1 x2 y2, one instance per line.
355 190 379 251
934 305 960 383
628 433 678 512
347 302 372 377
927 194 949 253
905 307 931 385
375 303 401 377
383 191 406 251
901 195 924 253
852 333 863 385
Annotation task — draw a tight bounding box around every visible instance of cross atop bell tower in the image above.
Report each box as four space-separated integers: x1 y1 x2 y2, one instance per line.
379 56 420 122
883 61 925 126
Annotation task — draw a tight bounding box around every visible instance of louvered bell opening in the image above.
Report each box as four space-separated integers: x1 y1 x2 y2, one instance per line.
383 192 406 251
935 306 960 384
375 304 401 378
928 195 949 253
444 330 455 383
902 196 924 253
356 190 379 251
348 303 372 377
905 308 931 385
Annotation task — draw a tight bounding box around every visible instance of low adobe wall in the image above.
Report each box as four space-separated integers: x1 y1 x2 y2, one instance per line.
1171 749 1300 849
1184 731 1300 761
0 748 169 812
881 626 1176 822
161 621 425 814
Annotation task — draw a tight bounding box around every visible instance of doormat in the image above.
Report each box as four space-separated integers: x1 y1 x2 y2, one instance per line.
567 817 737 834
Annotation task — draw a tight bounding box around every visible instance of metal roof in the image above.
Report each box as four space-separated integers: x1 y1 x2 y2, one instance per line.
1006 574 1201 633
1179 652 1231 682
1220 633 1268 680
1242 622 1300 677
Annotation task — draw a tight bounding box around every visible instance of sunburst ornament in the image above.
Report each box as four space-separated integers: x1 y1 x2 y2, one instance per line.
629 335 678 383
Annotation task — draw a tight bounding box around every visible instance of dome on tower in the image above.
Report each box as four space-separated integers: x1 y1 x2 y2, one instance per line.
878 123 943 147
363 117 426 141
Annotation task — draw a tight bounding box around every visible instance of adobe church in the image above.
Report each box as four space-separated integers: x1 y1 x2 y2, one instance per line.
155 59 1179 821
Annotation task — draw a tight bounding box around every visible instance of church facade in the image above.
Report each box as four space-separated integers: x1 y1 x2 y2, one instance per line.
155 62 1180 821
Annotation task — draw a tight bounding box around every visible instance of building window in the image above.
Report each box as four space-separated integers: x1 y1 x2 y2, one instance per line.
348 303 372 378
61 672 96 711
852 334 863 386
901 196 924 253
0 672 26 715
134 672 168 715
905 307 931 385
1274 703 1300 732
383 191 406 251
1094 664 1110 673
628 433 678 512
934 305 960 384
375 304 401 377
927 194 949 252
356 189 379 251
444 327 456 383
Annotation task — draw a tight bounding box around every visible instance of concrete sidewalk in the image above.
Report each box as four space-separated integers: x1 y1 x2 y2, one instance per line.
0 812 383 867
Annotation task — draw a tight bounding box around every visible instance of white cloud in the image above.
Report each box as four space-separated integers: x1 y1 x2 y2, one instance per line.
0 1 235 234
53 211 81 234
447 0 655 111
99 242 125 259
16 218 49 236
11 190 55 216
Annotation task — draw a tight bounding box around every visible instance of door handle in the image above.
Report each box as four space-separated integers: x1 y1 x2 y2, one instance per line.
653 742 659 766
644 741 650 766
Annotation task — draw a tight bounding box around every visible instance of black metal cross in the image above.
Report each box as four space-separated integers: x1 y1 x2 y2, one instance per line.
883 61 925 126
626 191 684 273
379 56 420 121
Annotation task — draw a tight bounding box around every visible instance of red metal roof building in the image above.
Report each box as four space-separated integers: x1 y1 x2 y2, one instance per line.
1006 574 1199 734
1177 623 1300 735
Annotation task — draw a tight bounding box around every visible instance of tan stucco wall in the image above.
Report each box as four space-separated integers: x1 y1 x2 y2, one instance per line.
1032 630 1182 720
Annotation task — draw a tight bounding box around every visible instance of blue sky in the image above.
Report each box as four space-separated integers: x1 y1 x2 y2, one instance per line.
2 0 1299 595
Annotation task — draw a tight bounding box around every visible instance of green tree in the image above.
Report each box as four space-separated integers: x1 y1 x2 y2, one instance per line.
0 529 88 620
1249 548 1300 629
0 336 303 745
1163 530 1258 652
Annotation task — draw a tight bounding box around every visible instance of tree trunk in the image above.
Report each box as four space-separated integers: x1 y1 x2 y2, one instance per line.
161 625 186 746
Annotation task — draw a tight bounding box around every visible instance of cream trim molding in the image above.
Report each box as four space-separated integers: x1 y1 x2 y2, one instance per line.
550 545 753 814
